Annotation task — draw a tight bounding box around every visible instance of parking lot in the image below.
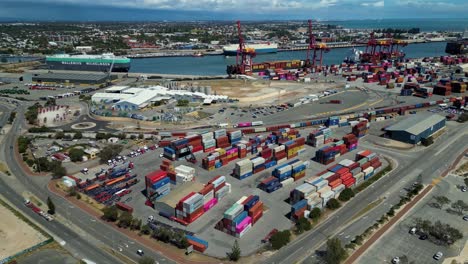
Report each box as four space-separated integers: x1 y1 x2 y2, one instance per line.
358 174 468 264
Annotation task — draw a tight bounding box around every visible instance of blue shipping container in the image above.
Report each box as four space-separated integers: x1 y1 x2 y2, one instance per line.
244 195 259 211
328 164 343 173
233 211 248 226
152 177 170 190
291 199 308 213
164 147 175 154
185 235 209 248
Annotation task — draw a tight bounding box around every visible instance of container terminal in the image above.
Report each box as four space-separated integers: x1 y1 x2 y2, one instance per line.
0 19 467 264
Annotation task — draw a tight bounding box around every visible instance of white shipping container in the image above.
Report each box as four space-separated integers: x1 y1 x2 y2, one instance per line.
254 127 267 133
306 191 319 200
274 145 286 152
226 182 232 193
276 158 288 165
236 196 248 204
354 172 364 179
338 159 355 167
175 165 195 177
235 223 252 238
321 172 336 180
317 186 332 195
281 178 294 186
363 167 374 176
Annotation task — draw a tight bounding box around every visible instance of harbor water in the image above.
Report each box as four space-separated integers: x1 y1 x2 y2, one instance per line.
130 42 449 76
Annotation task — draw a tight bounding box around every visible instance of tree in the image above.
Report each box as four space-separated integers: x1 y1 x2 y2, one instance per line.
68 148 84 162
55 131 65 139
296 217 312 234
98 144 124 163
102 206 119 222
338 188 355 202
140 224 151 235
325 238 347 264
176 99 189 107
118 211 133 228
50 161 67 178
138 133 144 139
326 198 341 210
270 230 291 250
130 218 142 230
47 196 55 215
226 239 241 261
73 131 83 139
309 208 321 221
433 196 451 209
138 256 155 264
450 200 468 215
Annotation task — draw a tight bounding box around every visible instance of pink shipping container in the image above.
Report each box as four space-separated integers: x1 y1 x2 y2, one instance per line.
237 122 252 127
203 198 218 212
236 216 252 233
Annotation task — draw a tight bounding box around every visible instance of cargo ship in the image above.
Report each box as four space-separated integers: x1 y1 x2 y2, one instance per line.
445 30 467 55
45 53 131 72
223 43 278 56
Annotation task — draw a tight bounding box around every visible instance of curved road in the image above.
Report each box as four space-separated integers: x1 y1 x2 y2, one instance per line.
0 103 175 264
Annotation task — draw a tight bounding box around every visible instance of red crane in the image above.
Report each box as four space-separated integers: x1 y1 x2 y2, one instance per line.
306 19 330 71
235 20 256 75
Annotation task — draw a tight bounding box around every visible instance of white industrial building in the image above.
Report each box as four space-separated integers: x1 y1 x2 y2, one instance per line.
91 85 228 111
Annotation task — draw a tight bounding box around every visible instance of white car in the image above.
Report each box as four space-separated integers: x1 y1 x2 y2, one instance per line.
136 249 144 256
391 257 400 264
159 153 164 158
433 252 443 260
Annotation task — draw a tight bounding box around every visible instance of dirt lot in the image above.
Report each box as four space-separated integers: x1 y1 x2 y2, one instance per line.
0 203 48 261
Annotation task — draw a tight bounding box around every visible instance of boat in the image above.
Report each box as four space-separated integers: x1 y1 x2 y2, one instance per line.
222 42 278 56
192 52 204 57
344 47 362 64
45 53 131 72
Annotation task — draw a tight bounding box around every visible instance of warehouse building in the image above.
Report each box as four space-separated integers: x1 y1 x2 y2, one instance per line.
91 85 228 110
32 72 117 85
385 113 446 144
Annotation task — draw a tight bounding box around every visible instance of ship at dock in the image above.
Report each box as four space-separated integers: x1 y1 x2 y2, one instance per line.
445 30 468 55
222 43 277 56
45 53 131 72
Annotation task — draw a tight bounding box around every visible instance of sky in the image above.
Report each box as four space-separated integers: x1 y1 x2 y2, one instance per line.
0 0 467 21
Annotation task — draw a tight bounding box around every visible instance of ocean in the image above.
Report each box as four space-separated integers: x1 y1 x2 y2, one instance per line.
130 41 449 76
322 18 468 32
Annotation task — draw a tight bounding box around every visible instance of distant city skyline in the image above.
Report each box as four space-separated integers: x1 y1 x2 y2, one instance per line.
0 0 467 21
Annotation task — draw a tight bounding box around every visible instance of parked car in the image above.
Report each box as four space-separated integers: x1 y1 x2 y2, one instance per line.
136 249 144 256
391 257 400 264
463 215 468 221
419 234 428 240
433 252 443 260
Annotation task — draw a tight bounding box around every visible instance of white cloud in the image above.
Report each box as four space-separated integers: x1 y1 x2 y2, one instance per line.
361 1 384 7
8 0 349 12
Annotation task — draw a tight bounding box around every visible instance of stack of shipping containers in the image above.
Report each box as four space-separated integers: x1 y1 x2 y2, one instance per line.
217 195 263 238
326 116 340 128
145 170 171 203
307 130 325 147
202 132 216 153
228 130 242 144
174 165 195 184
352 121 369 138
284 137 306 159
163 134 203 160
174 175 230 225
234 159 253 179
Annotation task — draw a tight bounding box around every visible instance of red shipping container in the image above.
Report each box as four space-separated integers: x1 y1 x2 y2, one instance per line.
199 184 214 195
369 157 379 164
317 169 329 176
372 161 382 169
242 195 254 205
347 162 360 170
146 170 167 184
204 146 216 153
252 210 263 225
336 167 350 176
340 173 353 181
184 207 204 223
248 201 263 216
362 162 372 170
253 166 265 174
293 207 307 219
187 239 207 252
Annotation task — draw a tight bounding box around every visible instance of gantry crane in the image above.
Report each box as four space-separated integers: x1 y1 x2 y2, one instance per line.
226 21 256 75
306 19 330 71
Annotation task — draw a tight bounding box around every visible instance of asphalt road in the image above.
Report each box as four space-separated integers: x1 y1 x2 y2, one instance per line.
0 102 176 264
263 122 468 264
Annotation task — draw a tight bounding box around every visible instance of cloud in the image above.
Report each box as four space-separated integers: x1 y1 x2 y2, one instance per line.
361 1 384 7
5 0 345 12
